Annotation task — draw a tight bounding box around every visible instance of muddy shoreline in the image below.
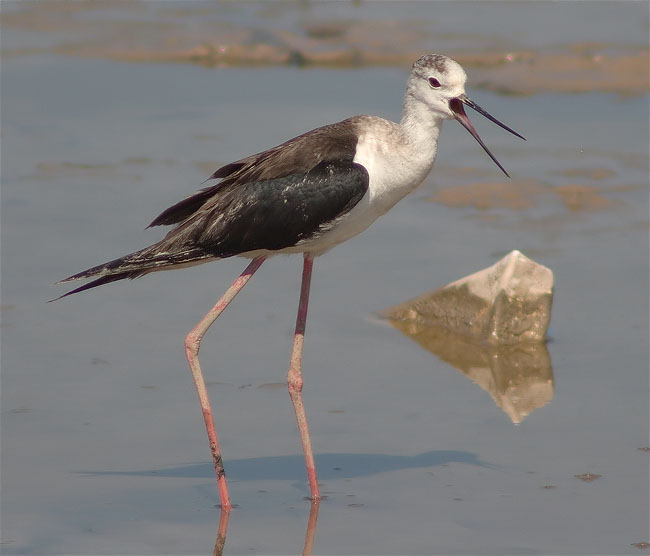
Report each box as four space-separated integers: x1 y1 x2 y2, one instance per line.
2 2 648 96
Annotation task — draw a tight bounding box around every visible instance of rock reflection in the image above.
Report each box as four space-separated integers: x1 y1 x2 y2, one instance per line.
385 319 554 423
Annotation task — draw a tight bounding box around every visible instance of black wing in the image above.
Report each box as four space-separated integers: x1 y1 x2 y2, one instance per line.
148 117 362 227
55 118 369 298
155 159 369 258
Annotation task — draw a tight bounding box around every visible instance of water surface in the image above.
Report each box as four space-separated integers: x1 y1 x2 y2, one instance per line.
2 2 648 554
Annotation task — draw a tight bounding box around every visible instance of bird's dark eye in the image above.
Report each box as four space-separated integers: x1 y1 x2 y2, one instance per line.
428 77 441 88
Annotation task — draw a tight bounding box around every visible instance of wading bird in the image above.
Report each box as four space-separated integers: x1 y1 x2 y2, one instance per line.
56 54 524 509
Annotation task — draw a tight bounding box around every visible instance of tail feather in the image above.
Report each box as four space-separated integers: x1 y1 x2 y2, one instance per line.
58 251 146 283
53 245 215 300
50 271 145 302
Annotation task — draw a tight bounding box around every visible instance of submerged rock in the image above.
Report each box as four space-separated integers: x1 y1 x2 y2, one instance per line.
382 250 555 422
383 250 553 345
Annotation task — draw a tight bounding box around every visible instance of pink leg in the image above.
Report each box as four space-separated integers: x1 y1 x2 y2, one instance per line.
185 256 266 510
287 254 321 500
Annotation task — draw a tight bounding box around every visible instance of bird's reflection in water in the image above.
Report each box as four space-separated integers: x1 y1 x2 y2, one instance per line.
212 499 321 556
213 508 230 556
386 319 554 423
302 500 321 555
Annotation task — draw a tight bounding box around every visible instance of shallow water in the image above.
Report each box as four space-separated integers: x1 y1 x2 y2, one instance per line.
2 2 649 555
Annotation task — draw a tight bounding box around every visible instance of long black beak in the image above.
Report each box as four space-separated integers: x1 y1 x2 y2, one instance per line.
449 95 525 178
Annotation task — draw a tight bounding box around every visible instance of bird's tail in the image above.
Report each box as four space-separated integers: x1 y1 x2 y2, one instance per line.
52 244 214 301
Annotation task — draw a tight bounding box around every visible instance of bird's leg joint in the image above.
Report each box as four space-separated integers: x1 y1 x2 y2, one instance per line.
184 331 201 358
287 366 304 394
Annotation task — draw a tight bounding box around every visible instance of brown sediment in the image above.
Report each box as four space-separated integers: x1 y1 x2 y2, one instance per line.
463 47 649 97
431 171 638 213
431 178 550 211
552 184 617 212
574 473 602 482
551 167 617 181
31 161 128 180
1 4 648 96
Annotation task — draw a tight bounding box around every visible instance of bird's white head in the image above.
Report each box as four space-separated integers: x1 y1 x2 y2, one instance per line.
406 54 468 119
405 54 526 177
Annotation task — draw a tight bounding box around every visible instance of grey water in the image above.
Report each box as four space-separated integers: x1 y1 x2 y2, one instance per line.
2 2 648 554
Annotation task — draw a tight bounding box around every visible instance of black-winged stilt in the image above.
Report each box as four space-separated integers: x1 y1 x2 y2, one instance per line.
56 54 524 509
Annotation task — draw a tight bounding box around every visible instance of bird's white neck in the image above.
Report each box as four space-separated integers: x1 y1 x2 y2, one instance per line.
399 91 445 152
349 95 445 221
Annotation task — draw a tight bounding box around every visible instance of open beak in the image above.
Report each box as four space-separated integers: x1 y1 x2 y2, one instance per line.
449 95 525 178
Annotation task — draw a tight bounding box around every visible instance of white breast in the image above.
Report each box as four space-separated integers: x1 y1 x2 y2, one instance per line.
298 120 438 255
243 117 440 258
353 124 438 214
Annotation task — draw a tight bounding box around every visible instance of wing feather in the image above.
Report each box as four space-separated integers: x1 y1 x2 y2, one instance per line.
149 117 362 227
157 160 369 258
56 118 369 298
